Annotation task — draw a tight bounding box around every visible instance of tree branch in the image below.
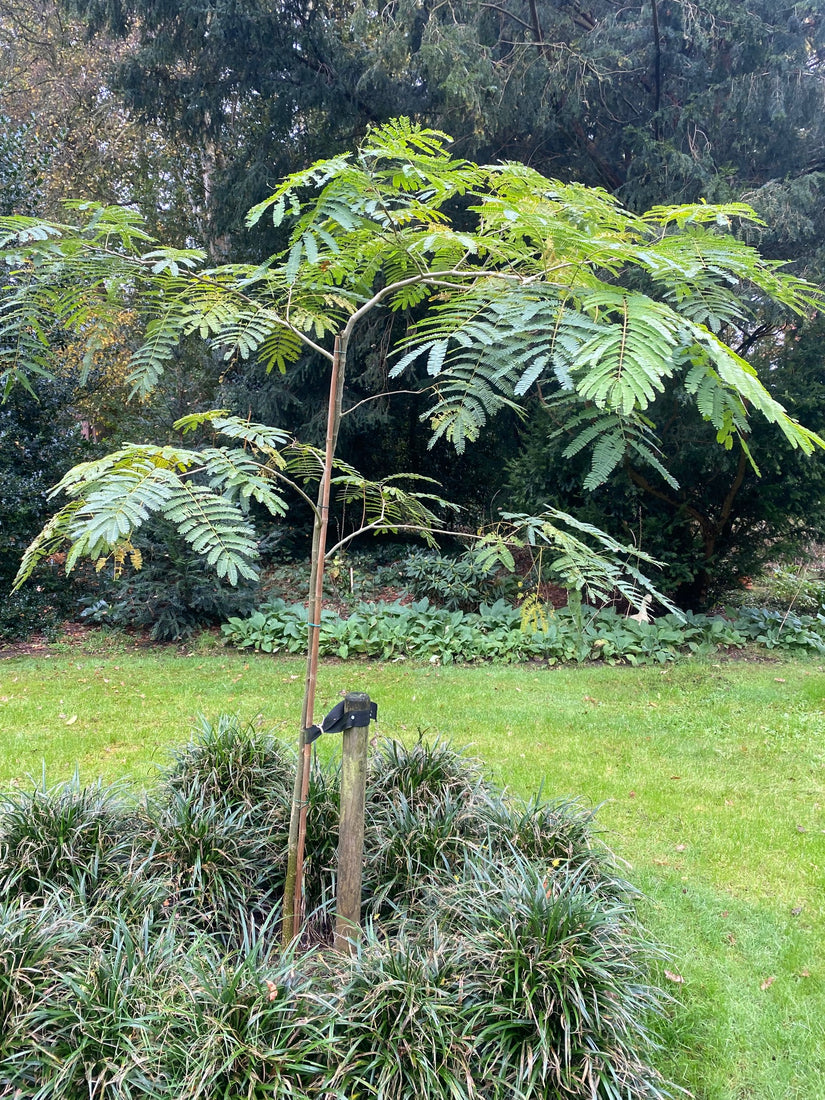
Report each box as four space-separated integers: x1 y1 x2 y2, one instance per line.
717 447 749 536
342 389 426 417
624 459 709 530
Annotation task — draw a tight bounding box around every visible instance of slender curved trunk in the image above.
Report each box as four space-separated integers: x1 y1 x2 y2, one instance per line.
281 334 347 947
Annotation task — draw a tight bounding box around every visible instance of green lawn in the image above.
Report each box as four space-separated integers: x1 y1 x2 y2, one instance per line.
1 641 823 1099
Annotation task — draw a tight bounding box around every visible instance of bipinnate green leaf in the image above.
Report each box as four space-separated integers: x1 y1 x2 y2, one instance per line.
174 411 291 455
500 507 679 615
12 440 283 589
330 471 455 549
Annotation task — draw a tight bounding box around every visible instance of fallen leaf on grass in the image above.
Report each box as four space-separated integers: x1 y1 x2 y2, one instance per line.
65 715 77 725
760 976 776 991
675 844 686 852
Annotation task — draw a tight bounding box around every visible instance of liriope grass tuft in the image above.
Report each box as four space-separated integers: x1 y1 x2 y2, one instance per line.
0 718 673 1099
327 926 477 1100
0 774 140 903
453 856 670 1100
155 932 334 1100
367 731 491 807
161 713 295 813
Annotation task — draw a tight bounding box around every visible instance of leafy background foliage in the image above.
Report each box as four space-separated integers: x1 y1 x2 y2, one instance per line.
0 375 95 639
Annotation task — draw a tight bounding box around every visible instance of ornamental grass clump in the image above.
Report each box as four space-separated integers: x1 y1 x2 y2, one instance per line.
0 720 673 1099
325 926 477 1100
0 896 85 1073
445 857 669 1099
13 916 172 1100
367 732 492 808
0 775 143 905
161 714 295 813
152 932 334 1100
148 715 298 944
482 792 614 886
143 784 279 944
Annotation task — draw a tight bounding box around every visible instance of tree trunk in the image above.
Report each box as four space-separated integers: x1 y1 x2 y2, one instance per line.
281 334 347 947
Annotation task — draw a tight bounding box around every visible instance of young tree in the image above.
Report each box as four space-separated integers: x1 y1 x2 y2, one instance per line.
4 120 823 939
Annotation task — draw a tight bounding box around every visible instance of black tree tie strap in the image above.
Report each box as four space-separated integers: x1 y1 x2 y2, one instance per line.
303 699 378 745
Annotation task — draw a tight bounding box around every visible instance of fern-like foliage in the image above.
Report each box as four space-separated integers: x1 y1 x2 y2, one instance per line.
330 471 456 550
520 591 550 634
14 410 455 589
2 120 824 516
554 403 677 490
174 410 291 455
12 431 295 589
497 508 680 615
271 441 456 548
470 505 677 614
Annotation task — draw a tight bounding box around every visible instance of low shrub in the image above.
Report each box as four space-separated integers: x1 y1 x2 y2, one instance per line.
740 565 825 614
732 606 825 651
0 724 673 1100
378 547 518 610
79 521 260 642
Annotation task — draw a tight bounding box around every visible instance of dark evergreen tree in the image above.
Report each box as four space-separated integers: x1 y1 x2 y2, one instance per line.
59 1 825 256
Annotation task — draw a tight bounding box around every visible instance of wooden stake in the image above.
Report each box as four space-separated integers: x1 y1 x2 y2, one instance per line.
334 692 371 953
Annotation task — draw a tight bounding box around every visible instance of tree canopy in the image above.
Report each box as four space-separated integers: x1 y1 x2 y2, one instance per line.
4 121 823 590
